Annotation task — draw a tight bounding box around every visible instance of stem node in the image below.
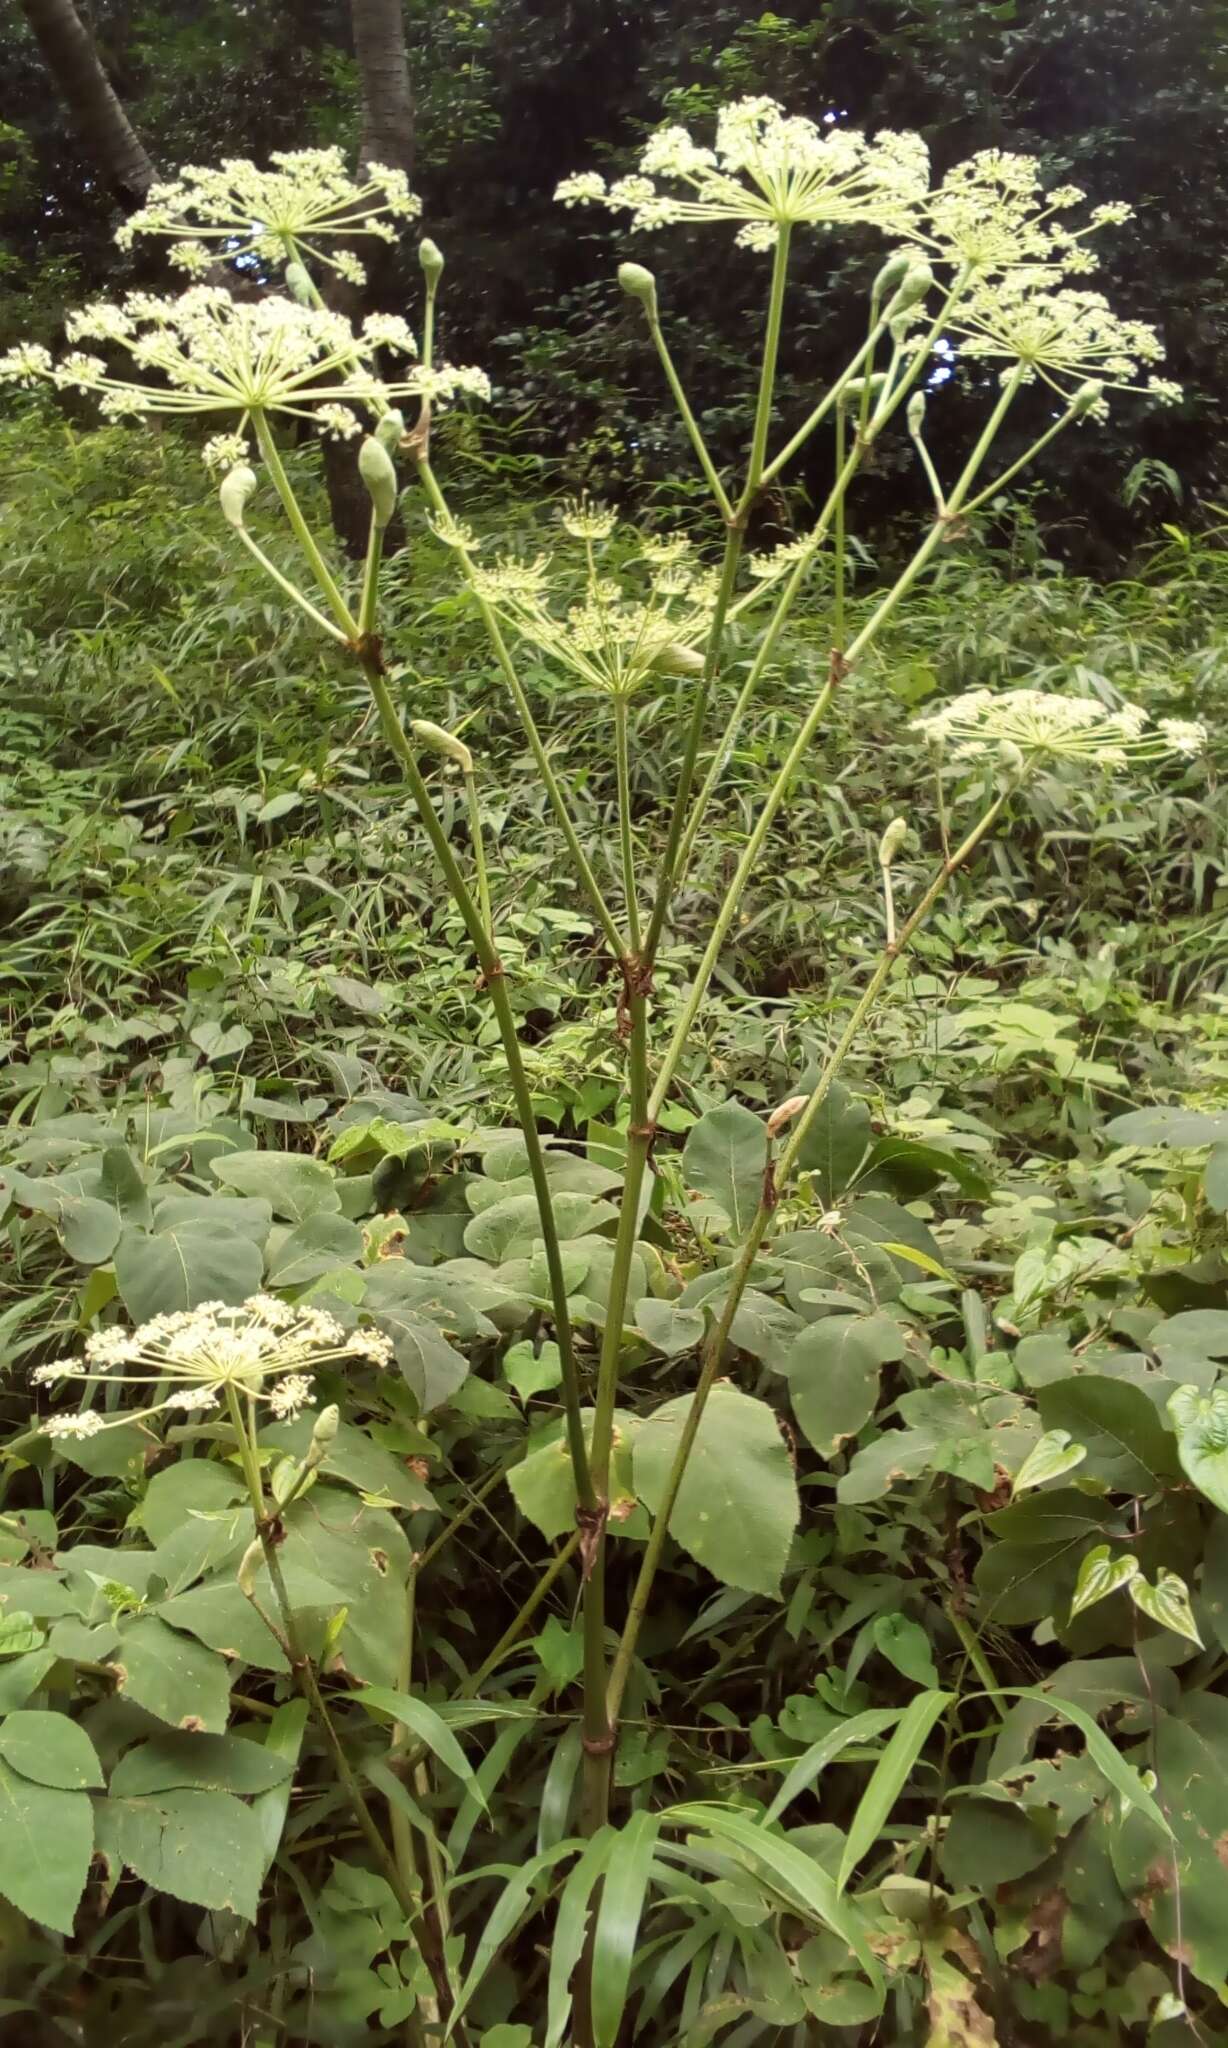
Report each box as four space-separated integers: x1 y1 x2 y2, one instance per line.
576 1500 608 1581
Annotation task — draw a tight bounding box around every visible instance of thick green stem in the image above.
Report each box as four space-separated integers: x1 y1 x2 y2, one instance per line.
416 456 625 959
252 414 357 637
833 402 847 651
745 226 792 494
362 659 597 1517
358 509 384 638
607 784 1013 1721
614 695 640 951
646 310 734 520
648 365 1025 1126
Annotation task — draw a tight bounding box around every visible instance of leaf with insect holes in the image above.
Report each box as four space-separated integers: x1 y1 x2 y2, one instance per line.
1069 1544 1140 1619
1012 1429 1088 1496
1130 1569 1202 1647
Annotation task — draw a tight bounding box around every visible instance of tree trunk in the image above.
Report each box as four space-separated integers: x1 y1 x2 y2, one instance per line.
352 0 415 179
320 0 416 558
18 0 154 206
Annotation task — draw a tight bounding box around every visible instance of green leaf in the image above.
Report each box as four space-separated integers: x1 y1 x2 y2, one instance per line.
762 1709 904 1829
634 1297 705 1357
100 1784 265 1919
1169 1384 1228 1512
0 1760 92 1933
108 1615 232 1731
0 1614 46 1660
682 1100 766 1240
1036 1375 1180 1493
157 1577 288 1672
503 1338 563 1400
999 1687 1171 1838
355 1687 485 1810
114 1223 263 1320
872 1613 939 1689
211 1150 341 1222
792 1082 873 1202
632 1385 798 1597
1012 1429 1088 1495
0 1649 56 1711
463 1191 616 1264
836 1690 950 1894
1130 1568 1202 1647
1111 1694 1228 1984
1106 1107 1228 1148
110 1731 293 1796
449 1841 578 2037
591 1811 661 2048
1069 1544 1140 1618
532 1614 584 1690
264 1212 364 1286
252 1699 309 1874
0 1710 103 1789
545 1829 613 2048
664 1803 881 1993
783 1313 904 1457
509 1411 638 1542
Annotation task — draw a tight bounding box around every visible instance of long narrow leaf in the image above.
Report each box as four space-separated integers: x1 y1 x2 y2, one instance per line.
592 1810 662 2048
836 1688 951 1896
538 1723 582 1854
663 1803 882 1997
448 1717 533 1867
447 1839 579 2041
545 1827 614 2048
762 1707 903 1828
252 1699 308 1874
355 1685 486 1812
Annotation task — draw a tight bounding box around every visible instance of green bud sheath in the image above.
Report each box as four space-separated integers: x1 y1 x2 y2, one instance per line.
885 261 934 320
872 251 912 304
412 719 475 773
419 238 445 281
219 464 258 530
284 260 314 306
375 409 406 453
618 262 658 312
878 816 908 868
358 436 398 528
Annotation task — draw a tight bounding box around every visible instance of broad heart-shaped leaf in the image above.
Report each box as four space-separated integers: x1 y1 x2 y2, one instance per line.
1152 1310 1228 1373
0 1710 103 1790
1012 1429 1088 1496
264 1212 364 1286
632 1386 798 1597
1069 1545 1140 1619
634 1297 705 1357
114 1222 263 1321
1203 1144 1228 1213
153 1193 274 1247
0 1760 92 1933
782 1313 905 1458
1105 1106 1228 1148
110 1731 292 1797
98 1784 265 1920
210 1149 341 1223
463 1190 617 1265
132 1460 247 1547
872 1613 939 1689
1112 1693 1228 1989
681 1100 767 1240
794 1081 872 1203
108 1615 232 1731
1168 1384 1228 1512
1130 1568 1202 1647
1036 1375 1180 1494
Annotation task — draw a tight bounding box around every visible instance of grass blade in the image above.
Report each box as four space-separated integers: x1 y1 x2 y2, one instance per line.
356 1684 486 1811
836 1688 951 1895
762 1706 903 1828
545 1826 613 2048
591 1809 662 2048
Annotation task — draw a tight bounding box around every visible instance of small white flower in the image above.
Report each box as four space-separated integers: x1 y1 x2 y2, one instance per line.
114 149 421 284
559 495 618 541
268 1373 314 1419
316 402 362 440
202 431 250 473
43 1412 107 1440
912 688 1204 769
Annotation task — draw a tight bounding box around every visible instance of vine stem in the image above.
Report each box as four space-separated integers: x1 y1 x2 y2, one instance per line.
606 780 1014 1723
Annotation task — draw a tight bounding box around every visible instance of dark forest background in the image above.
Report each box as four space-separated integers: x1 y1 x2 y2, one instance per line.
3 0 1226 566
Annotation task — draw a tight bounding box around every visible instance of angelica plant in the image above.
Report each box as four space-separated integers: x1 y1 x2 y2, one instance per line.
1 99 1199 1880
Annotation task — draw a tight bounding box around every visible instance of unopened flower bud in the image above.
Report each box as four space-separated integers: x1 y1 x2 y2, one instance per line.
302 1402 340 1472
375 408 406 452
885 261 934 320
219 464 257 530
358 436 398 528
652 641 706 677
412 719 474 773
997 739 1025 785
872 251 912 305
907 392 926 435
767 1094 809 1138
1069 379 1105 419
618 262 658 313
838 371 888 411
237 1538 263 1599
419 238 444 282
285 261 314 306
878 817 908 868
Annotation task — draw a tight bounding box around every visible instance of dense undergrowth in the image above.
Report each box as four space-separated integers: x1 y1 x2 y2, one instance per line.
5 402 1228 2045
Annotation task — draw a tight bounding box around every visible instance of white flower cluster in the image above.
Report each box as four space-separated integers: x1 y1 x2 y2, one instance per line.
951 279 1169 407
922 152 1129 279
912 689 1207 769
557 98 929 249
0 289 489 451
33 1294 393 1440
471 504 717 697
115 148 421 286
